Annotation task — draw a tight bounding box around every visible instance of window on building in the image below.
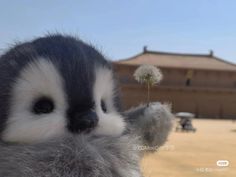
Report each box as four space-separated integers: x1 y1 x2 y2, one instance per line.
186 78 191 86
186 70 194 87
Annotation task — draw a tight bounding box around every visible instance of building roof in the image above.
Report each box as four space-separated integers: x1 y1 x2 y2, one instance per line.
116 49 236 71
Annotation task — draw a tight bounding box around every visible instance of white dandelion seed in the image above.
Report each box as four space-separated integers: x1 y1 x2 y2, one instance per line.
133 64 163 106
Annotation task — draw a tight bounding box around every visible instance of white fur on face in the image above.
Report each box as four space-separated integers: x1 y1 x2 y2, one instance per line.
93 66 126 136
2 59 68 143
2 59 125 143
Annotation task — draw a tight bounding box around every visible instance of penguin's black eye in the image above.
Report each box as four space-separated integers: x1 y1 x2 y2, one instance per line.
101 100 107 113
32 97 55 114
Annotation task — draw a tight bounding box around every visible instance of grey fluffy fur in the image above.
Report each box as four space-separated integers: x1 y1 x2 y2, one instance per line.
0 103 173 177
125 102 173 153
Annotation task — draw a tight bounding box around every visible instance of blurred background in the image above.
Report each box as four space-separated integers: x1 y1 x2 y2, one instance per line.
0 0 235 176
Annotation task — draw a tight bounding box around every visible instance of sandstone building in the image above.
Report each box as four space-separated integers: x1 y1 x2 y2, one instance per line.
113 48 236 118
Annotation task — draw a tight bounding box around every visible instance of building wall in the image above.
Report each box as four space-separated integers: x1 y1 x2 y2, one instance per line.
113 64 236 119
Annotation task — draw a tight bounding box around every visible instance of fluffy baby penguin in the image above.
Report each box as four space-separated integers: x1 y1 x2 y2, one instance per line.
0 34 173 177
0 35 125 143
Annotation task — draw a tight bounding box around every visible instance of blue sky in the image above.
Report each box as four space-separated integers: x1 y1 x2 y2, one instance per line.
1 0 236 63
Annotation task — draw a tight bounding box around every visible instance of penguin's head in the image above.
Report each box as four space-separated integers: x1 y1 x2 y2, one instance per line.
0 35 125 143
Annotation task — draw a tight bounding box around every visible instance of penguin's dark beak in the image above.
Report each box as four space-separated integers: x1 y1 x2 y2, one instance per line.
67 110 98 133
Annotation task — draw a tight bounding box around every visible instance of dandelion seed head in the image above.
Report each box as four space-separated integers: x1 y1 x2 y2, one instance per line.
134 64 163 85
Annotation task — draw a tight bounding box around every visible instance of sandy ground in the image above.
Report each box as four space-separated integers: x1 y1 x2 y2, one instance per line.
141 119 236 177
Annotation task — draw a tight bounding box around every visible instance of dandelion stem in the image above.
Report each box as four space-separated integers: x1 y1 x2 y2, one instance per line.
147 81 150 106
